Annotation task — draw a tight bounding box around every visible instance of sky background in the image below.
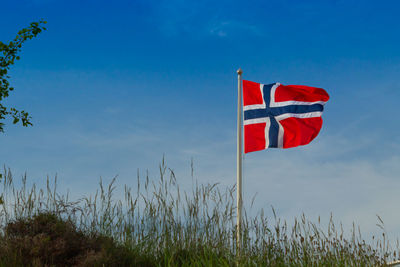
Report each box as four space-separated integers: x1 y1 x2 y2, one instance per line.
1 0 400 242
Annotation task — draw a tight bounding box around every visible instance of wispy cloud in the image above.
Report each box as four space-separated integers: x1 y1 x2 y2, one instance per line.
148 0 261 38
208 20 261 38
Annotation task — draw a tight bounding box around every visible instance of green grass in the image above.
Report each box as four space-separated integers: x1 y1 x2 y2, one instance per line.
0 159 397 266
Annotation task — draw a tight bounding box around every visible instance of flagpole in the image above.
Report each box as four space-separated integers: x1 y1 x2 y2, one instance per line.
236 68 243 253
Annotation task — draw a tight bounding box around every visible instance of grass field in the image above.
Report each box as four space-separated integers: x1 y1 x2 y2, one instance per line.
0 159 397 266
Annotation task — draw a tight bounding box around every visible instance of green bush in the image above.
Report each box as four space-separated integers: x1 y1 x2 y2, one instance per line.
0 213 149 266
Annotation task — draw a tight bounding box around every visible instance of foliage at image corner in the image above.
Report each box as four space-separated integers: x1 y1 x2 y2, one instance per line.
0 174 2 205
0 20 47 133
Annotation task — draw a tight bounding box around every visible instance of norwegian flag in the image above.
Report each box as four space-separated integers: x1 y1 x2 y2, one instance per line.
243 80 329 153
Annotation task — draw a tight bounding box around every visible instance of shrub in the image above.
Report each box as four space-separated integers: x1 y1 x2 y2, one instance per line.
0 212 148 266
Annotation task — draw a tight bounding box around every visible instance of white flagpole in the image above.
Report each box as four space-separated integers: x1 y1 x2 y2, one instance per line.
236 68 243 252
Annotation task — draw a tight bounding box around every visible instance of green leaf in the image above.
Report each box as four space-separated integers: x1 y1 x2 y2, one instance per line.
0 20 46 133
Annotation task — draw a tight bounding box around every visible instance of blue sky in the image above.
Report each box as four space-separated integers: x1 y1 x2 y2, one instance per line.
1 0 400 240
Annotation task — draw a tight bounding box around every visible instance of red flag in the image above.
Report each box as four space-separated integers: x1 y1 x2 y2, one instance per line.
243 80 329 153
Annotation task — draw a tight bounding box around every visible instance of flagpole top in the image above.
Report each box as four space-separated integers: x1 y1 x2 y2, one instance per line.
237 68 243 75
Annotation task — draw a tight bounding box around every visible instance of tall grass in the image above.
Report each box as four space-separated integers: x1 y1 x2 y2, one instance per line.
0 159 398 266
